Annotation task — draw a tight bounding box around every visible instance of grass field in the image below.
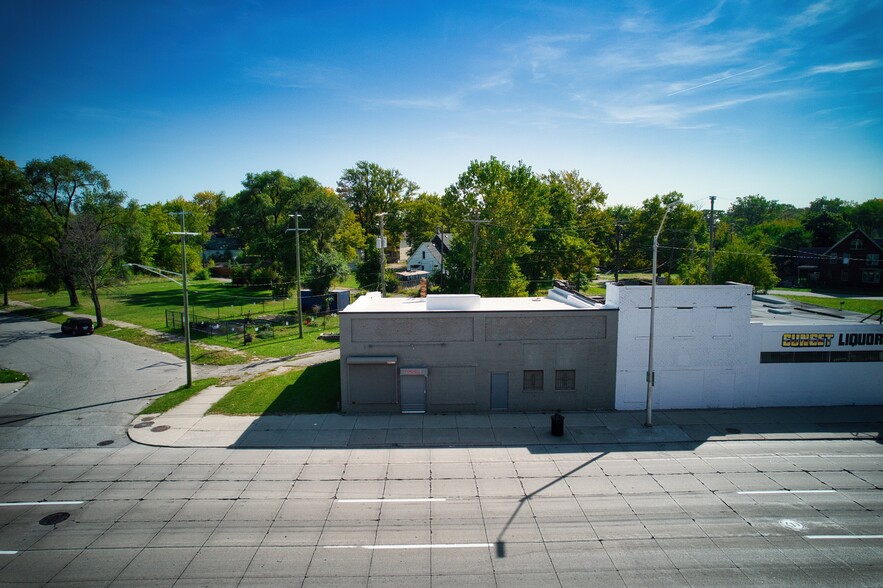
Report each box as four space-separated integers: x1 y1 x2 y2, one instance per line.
776 295 883 317
208 361 340 415
8 277 344 362
140 378 220 414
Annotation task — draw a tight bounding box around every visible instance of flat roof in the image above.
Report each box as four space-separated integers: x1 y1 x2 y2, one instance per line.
751 295 879 326
342 294 599 313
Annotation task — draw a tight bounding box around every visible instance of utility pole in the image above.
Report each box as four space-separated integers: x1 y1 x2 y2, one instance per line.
436 226 445 291
377 212 387 296
169 212 198 387
287 213 309 339
614 222 623 282
708 195 717 284
467 219 491 294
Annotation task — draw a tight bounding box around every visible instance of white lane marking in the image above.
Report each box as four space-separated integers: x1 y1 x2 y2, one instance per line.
0 551 18 555
807 535 883 540
324 543 492 550
737 490 835 495
335 498 446 503
0 501 85 507
780 520 805 530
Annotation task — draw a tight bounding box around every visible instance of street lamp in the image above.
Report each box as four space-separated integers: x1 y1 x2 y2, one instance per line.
645 203 676 427
287 213 309 339
168 212 199 387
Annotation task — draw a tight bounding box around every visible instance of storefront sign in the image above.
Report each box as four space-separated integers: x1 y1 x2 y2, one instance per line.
781 333 834 347
781 332 883 348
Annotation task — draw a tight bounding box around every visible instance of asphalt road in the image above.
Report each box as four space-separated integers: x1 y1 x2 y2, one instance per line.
0 312 184 449
0 438 880 585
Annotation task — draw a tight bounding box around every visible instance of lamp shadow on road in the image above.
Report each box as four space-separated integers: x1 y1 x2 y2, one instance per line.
493 450 609 558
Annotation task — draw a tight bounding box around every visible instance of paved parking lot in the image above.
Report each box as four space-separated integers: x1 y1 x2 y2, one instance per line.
1 438 881 586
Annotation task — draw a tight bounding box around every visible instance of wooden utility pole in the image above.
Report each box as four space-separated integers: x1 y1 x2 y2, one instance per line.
286 213 309 338
377 212 387 296
708 195 717 284
467 219 491 294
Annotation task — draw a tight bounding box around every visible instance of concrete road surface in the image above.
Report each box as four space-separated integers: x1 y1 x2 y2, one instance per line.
0 312 184 449
0 438 881 585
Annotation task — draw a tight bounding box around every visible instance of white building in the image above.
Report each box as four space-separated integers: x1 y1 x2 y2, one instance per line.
407 242 443 274
608 283 883 410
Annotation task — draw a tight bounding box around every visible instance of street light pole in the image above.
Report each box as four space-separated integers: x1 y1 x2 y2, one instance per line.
287 213 309 339
645 203 675 427
169 212 199 387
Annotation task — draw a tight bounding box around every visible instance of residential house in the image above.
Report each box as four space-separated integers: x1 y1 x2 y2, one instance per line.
814 228 883 291
202 236 243 265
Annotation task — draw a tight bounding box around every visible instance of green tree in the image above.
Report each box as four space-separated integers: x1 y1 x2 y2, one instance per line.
713 237 779 291
597 204 639 279
442 158 549 296
0 157 29 305
726 195 787 232
192 190 227 223
802 197 854 246
218 172 344 295
521 172 600 293
629 193 707 281
400 192 445 251
307 251 348 295
851 198 883 238
332 208 367 263
20 156 111 306
336 161 418 243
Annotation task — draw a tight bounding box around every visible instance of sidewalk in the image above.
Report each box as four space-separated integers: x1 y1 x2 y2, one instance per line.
129 385 883 449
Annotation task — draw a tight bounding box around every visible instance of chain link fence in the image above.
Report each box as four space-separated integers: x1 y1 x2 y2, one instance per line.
165 309 280 341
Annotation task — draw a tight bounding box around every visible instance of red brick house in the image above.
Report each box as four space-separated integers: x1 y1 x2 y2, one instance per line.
813 228 883 291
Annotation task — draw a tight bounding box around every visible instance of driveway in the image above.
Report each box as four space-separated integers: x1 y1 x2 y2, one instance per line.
0 312 184 449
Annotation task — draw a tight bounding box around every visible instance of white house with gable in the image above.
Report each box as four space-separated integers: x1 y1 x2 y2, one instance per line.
407 242 443 274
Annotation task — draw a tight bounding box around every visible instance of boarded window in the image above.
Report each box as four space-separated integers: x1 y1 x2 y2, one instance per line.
523 370 543 391
555 370 576 391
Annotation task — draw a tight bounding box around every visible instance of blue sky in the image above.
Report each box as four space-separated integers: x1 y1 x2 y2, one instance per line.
2 1 881 210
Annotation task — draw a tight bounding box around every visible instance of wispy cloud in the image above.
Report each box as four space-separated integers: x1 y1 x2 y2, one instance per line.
808 60 881 75
248 60 351 90
667 65 769 96
73 106 163 123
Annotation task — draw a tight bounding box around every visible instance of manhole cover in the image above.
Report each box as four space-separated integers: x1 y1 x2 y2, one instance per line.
140 416 154 422
780 519 804 531
96 439 114 446
133 422 154 429
39 512 70 526
725 428 741 434
151 425 170 433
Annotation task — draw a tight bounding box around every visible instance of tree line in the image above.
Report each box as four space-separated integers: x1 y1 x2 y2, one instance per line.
2 154 881 327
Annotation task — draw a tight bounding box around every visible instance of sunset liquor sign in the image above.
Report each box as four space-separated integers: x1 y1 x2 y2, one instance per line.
780 331 883 349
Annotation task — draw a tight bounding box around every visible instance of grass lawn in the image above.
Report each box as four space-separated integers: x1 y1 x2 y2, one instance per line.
101 326 248 365
776 295 883 316
208 361 340 415
0 369 28 384
140 378 220 414
8 277 343 361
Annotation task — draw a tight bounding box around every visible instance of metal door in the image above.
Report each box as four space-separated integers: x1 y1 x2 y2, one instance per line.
490 372 509 410
400 368 427 413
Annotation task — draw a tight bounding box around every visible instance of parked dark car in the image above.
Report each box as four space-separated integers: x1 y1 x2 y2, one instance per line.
61 317 94 336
